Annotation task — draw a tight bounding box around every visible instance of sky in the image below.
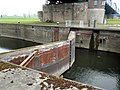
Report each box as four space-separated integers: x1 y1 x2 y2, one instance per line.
113 0 120 9
0 0 46 16
0 0 120 16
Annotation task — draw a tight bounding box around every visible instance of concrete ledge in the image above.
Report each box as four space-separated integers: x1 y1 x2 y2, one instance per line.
0 61 102 90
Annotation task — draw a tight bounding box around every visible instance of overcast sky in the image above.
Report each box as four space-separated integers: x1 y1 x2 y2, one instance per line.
0 0 46 16
0 0 119 16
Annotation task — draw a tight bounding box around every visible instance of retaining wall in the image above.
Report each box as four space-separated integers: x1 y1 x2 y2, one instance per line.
0 23 70 44
0 23 120 53
72 27 120 53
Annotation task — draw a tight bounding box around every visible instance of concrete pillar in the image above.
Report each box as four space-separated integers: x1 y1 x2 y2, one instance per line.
88 0 105 24
53 28 59 41
89 31 100 50
37 11 43 22
87 9 105 24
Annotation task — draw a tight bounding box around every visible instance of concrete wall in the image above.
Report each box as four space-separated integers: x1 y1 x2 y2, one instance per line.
42 3 73 22
0 24 75 76
87 9 105 24
0 24 120 53
1 41 70 76
88 0 105 9
37 11 43 21
0 24 70 44
72 27 120 53
38 2 105 24
39 3 88 23
73 3 88 22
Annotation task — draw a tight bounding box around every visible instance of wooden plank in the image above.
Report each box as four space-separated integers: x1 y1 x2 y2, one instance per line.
20 51 37 66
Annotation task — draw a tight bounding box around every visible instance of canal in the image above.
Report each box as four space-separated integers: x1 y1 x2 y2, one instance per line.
0 36 120 90
63 48 120 90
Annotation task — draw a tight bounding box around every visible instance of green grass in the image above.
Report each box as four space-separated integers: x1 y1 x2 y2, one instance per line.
92 19 120 28
0 18 120 28
0 18 56 25
0 18 39 24
106 19 120 25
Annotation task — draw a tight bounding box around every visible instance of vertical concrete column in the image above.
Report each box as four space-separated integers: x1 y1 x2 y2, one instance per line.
94 31 100 50
89 33 94 50
50 4 53 21
87 9 105 24
72 3 74 20
37 11 43 22
53 27 59 41
89 30 100 50
87 0 105 24
88 20 91 27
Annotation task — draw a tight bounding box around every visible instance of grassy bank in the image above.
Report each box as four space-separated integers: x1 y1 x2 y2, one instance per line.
0 18 120 28
0 18 56 25
89 19 120 28
0 18 40 24
106 19 120 25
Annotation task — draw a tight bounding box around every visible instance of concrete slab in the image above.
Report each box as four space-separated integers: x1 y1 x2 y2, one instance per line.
0 61 102 90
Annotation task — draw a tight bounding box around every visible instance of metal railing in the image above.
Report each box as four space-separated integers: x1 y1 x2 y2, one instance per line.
65 20 84 27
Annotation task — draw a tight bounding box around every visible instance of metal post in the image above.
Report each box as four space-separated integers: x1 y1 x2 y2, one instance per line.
88 20 91 27
69 41 72 67
93 20 97 28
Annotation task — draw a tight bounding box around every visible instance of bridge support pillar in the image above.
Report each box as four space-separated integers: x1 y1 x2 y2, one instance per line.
87 9 105 24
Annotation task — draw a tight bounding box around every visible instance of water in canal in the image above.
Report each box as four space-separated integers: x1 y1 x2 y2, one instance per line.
0 36 120 90
63 48 120 90
0 36 40 53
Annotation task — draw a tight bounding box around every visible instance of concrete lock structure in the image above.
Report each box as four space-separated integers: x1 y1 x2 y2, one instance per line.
0 24 75 76
0 24 120 53
38 0 106 24
0 24 101 89
0 23 120 89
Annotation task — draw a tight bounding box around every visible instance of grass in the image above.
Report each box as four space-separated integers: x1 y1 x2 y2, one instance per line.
106 19 120 25
0 18 56 25
0 18 39 24
90 19 120 28
0 18 120 28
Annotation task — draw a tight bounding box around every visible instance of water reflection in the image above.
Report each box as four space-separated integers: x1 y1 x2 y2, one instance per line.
0 36 40 53
0 48 12 53
63 48 120 90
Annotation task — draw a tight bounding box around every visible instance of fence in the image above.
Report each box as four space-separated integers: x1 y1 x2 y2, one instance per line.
65 20 84 27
